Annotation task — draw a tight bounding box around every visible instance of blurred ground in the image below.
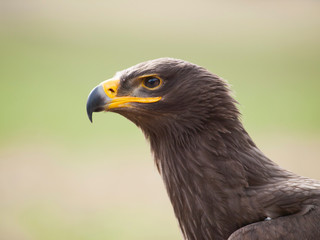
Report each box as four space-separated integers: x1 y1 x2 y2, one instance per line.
0 0 320 239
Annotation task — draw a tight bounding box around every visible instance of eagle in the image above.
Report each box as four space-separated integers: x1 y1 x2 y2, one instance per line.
86 58 320 240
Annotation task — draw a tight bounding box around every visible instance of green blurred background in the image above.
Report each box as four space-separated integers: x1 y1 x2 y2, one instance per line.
0 0 319 239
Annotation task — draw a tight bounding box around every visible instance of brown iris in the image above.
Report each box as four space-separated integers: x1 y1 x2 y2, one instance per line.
142 77 162 90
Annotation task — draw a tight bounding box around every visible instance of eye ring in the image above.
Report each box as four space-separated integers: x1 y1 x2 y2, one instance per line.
141 76 163 90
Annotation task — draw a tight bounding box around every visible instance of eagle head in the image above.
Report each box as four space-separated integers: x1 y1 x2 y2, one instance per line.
86 58 239 135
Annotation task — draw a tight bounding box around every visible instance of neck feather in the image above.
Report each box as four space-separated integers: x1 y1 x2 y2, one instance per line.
144 120 290 240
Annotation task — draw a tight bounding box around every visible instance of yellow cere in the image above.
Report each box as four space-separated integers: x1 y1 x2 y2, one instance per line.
100 78 162 109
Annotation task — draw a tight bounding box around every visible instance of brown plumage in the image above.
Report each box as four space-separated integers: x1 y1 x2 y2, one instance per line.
86 58 320 240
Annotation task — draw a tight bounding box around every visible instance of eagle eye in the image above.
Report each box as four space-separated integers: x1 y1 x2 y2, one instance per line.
142 76 162 90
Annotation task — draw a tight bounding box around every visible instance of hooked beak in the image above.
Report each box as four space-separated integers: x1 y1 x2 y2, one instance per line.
86 79 161 122
86 85 110 122
86 78 120 122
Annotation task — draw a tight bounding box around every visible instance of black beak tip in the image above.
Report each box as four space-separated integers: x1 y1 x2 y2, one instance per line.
87 109 93 123
86 99 93 123
86 85 109 123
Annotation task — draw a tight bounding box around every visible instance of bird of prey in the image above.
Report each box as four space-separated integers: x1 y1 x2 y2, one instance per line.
86 58 320 240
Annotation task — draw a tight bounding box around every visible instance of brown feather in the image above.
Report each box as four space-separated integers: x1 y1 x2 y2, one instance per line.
89 58 320 240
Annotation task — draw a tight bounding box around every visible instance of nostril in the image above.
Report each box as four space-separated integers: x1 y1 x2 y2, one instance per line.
109 88 115 93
